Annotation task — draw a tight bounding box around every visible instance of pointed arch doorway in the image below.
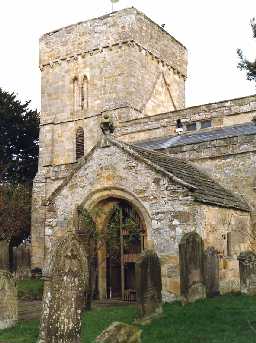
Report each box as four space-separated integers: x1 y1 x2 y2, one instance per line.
95 198 146 301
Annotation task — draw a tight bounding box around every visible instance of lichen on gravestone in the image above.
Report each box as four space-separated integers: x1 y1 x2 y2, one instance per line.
38 232 89 343
179 231 206 303
204 246 220 297
135 249 162 319
0 270 18 330
238 251 256 295
95 322 142 343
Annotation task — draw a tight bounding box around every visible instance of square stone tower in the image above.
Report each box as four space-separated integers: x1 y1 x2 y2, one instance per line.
39 7 187 167
32 8 187 268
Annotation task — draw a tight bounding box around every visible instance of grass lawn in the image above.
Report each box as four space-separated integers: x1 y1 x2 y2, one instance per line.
1 294 256 342
16 279 43 301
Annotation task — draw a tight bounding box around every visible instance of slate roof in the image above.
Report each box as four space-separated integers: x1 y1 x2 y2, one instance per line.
134 122 256 150
110 138 250 212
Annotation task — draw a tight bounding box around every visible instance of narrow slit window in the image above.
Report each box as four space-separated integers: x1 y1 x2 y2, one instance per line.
76 127 84 160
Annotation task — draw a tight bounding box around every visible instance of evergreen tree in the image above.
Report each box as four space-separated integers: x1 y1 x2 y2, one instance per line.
237 18 256 83
0 88 39 244
0 184 31 241
0 88 39 184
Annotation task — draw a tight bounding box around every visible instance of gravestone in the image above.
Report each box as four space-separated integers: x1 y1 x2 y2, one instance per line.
135 249 162 318
95 322 142 343
38 233 88 343
0 270 18 330
13 242 31 279
204 247 220 297
0 240 9 271
179 231 206 303
238 251 256 295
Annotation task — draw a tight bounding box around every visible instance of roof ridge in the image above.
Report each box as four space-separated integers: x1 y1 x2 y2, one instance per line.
135 121 256 150
45 136 250 213
107 137 197 191
110 138 250 212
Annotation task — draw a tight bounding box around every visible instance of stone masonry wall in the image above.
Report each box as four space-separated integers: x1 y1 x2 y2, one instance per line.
39 8 187 168
165 134 256 211
33 8 254 299
32 143 251 299
202 206 251 294
34 8 188 266
116 95 256 143
44 144 198 255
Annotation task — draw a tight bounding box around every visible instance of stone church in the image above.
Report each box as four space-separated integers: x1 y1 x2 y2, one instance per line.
32 7 256 302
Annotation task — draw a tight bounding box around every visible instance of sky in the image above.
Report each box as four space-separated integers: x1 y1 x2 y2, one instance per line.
0 0 255 111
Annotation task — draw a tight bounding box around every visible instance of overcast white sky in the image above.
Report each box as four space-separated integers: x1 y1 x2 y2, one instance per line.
0 0 255 110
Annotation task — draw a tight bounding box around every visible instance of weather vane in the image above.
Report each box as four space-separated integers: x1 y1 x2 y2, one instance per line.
110 0 119 12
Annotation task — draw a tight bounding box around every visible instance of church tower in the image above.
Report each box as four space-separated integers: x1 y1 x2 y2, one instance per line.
32 8 187 267
39 7 187 167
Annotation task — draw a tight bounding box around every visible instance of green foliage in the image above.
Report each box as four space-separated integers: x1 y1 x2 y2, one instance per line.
106 206 142 261
0 320 39 343
77 205 143 308
2 295 256 342
0 88 39 241
77 205 141 260
17 279 43 301
82 306 137 342
0 184 31 240
237 18 256 83
77 206 97 250
0 87 39 184
106 207 121 262
142 295 256 343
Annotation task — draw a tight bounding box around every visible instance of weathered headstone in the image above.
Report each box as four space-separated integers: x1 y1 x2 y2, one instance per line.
0 240 9 271
179 231 206 303
0 270 18 330
95 322 142 343
38 233 88 343
238 251 256 295
13 242 31 279
135 249 162 319
204 247 220 297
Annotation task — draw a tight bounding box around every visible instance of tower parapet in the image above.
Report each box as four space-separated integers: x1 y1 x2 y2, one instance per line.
39 7 187 167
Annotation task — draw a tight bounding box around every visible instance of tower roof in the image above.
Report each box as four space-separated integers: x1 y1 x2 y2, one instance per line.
41 7 186 51
39 7 187 77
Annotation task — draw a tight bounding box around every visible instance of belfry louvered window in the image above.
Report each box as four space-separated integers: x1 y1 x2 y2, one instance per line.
81 76 88 111
73 77 80 114
76 127 84 160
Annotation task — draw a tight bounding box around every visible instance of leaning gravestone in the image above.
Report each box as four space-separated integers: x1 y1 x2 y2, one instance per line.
238 251 256 295
0 270 18 330
204 247 220 297
38 232 88 343
135 249 162 319
179 231 206 303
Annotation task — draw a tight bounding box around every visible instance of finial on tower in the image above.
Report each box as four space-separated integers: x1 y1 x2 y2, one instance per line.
110 0 119 12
